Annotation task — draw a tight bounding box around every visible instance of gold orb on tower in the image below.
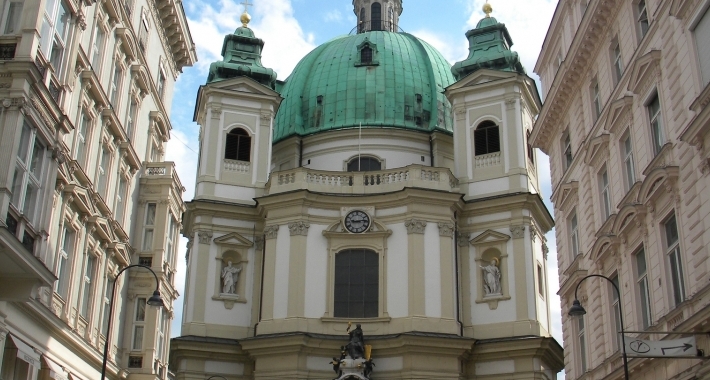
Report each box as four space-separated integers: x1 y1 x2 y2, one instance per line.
483 1 493 17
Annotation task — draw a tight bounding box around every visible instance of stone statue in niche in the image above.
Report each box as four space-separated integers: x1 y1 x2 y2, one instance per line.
480 258 502 296
221 261 242 294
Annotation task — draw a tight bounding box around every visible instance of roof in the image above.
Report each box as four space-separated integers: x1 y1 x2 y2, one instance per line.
272 31 456 143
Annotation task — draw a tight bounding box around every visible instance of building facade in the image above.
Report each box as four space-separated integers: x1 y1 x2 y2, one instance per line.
0 0 195 378
532 0 710 378
171 2 563 379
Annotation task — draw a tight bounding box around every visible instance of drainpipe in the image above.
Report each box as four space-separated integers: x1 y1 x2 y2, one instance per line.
254 228 266 337
298 138 303 167
429 135 435 167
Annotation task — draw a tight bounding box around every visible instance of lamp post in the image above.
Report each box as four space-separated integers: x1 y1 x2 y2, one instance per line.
101 264 164 380
569 274 629 380
206 376 228 380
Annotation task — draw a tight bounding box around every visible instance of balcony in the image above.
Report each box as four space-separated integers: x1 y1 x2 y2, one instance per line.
266 164 458 195
0 225 56 301
141 162 186 195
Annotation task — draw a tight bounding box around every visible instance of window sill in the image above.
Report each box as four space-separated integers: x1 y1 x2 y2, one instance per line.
321 316 391 323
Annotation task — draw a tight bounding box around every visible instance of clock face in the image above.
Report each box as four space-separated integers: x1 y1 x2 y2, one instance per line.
344 210 371 233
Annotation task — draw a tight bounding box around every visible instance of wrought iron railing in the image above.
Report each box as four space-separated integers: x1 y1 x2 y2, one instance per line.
0 43 16 60
349 20 403 35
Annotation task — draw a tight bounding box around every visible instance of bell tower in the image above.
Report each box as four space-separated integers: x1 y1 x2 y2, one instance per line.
352 0 402 32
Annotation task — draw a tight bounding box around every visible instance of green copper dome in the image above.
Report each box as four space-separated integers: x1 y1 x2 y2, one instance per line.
273 31 455 143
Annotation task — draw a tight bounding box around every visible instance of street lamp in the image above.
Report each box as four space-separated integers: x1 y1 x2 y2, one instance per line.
101 264 164 380
569 274 629 380
206 376 228 380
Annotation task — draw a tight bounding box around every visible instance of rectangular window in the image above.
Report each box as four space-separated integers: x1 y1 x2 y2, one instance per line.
76 112 91 166
570 212 580 258
578 316 587 372
600 167 612 220
156 308 167 359
612 42 624 84
40 0 69 71
126 99 138 139
132 297 146 350
695 8 710 87
610 274 622 351
80 254 96 318
648 95 664 155
91 25 106 72
665 214 686 306
109 64 123 106
166 215 176 265
96 147 110 197
138 15 148 52
55 226 74 298
537 264 545 298
115 177 127 225
11 122 45 225
101 277 114 335
592 80 601 120
157 66 166 100
142 203 156 251
526 130 535 165
623 134 636 191
563 130 573 171
334 249 379 318
638 0 649 38
1 0 23 35
636 248 652 329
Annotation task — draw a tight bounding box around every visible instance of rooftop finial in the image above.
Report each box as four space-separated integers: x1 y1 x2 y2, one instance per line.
483 0 493 18
240 0 253 27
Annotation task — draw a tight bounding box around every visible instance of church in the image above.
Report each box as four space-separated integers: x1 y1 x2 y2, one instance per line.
170 1 563 378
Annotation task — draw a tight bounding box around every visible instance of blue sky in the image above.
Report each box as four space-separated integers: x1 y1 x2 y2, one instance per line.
166 0 563 370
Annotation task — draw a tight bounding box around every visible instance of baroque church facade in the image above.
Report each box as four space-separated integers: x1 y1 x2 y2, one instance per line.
172 1 563 379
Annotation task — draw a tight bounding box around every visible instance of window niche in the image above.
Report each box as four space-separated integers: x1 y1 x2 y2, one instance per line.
470 230 511 310
355 39 379 67
211 232 252 309
322 210 392 323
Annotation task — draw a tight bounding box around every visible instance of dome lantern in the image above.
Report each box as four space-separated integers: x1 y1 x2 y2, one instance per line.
353 0 402 33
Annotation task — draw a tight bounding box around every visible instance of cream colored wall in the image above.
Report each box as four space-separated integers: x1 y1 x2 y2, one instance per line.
534 0 710 378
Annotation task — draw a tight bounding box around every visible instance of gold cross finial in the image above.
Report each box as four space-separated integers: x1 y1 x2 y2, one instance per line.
241 0 253 13
240 0 253 27
483 0 493 18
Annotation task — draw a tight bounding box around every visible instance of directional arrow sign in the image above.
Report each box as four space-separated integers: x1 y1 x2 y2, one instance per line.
625 336 698 358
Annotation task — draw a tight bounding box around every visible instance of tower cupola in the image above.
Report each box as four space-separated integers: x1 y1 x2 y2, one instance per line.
206 7 277 88
352 0 402 33
451 3 525 80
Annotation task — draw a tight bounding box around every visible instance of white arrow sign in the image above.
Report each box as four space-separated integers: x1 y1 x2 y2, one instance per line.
625 336 697 358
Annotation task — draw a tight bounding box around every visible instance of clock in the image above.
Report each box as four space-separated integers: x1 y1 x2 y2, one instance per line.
344 210 371 233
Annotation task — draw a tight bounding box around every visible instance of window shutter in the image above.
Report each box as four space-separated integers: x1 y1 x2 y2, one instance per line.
474 128 487 155
488 126 500 153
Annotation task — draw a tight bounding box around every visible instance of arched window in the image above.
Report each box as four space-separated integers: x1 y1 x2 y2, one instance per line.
371 2 382 31
360 45 373 64
224 128 251 162
347 156 381 172
474 121 500 156
359 8 366 33
334 249 378 318
388 7 395 31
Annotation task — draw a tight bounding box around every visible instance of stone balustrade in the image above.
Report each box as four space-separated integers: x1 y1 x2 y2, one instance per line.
474 152 501 168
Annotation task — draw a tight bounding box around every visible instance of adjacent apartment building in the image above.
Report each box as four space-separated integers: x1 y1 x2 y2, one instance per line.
532 0 710 378
0 0 195 378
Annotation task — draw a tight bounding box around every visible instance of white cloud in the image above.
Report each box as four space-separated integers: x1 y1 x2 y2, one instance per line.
409 29 469 65
324 9 343 23
186 0 316 80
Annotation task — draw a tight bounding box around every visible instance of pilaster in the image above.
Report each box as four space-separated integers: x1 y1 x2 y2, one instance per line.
406 219 426 316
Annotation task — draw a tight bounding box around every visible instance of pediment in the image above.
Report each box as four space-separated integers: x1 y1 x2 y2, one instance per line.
107 242 131 266
603 96 634 134
552 181 579 212
639 165 680 205
213 232 253 247
470 229 511 245
584 133 611 168
64 184 95 215
89 216 114 242
207 76 280 98
323 219 391 235
446 69 516 91
613 204 646 236
595 213 618 238
130 64 151 95
590 234 620 264
617 181 642 207
670 0 694 18
628 50 661 94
